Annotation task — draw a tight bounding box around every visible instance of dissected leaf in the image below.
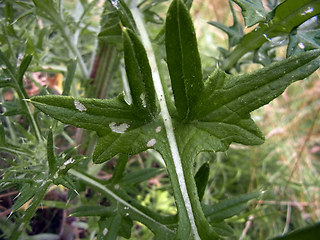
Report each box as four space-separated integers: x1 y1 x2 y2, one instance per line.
232 0 269 27
221 0 320 71
208 0 244 47
165 0 203 120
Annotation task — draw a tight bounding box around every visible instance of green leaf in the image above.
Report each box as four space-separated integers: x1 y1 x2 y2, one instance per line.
232 0 269 27
287 25 320 57
222 0 320 71
70 169 176 240
197 49 320 121
11 184 38 212
194 162 210 201
93 118 163 163
1 101 25 116
0 123 5 146
120 168 164 185
30 94 141 132
0 78 12 88
109 154 128 184
47 129 56 177
122 28 157 118
70 205 116 217
0 49 16 80
165 0 203 120
212 221 234 237
208 1 244 47
203 192 260 222
109 0 137 32
270 222 320 240
62 59 77 96
17 55 32 88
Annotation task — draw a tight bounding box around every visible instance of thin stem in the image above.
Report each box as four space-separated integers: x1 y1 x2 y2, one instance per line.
131 6 200 240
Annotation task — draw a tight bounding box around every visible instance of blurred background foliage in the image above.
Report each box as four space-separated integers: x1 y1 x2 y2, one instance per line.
0 0 319 239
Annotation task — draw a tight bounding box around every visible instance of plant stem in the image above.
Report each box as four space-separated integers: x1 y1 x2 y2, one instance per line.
131 6 200 240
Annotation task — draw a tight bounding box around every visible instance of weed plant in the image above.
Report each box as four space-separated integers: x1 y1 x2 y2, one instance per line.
1 0 320 239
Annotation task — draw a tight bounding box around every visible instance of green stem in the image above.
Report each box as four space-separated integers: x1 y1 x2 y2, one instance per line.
131 6 200 239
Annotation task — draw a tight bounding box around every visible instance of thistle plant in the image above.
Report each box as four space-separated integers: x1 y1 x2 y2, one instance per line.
1 0 320 239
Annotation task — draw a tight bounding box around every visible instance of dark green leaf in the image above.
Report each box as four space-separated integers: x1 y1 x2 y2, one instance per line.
122 28 157 118
194 162 209 201
270 222 320 240
232 0 269 27
165 0 203 120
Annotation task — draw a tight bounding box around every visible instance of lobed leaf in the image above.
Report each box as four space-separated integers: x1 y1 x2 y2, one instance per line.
165 0 203 120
